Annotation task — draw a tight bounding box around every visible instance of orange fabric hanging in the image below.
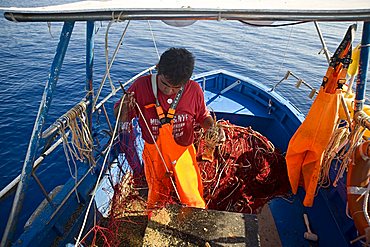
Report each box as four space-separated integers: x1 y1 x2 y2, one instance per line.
285 24 355 207
286 88 340 206
143 123 205 209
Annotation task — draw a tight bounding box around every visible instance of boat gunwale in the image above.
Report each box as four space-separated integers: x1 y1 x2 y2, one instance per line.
193 69 306 122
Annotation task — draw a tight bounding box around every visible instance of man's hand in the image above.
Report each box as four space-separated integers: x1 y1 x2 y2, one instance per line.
114 92 135 122
202 122 225 162
205 123 225 145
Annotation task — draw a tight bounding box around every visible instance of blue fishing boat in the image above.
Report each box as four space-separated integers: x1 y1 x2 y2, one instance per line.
0 1 369 246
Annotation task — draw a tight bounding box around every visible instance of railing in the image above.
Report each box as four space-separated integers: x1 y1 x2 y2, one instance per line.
270 70 318 99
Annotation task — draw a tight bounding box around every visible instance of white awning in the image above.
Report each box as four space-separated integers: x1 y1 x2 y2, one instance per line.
2 0 370 22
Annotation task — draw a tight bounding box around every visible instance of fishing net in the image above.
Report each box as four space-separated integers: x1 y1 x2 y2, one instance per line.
196 119 291 213
82 121 149 247
84 118 290 246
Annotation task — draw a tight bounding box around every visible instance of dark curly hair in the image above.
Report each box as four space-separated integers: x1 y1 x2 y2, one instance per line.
157 48 195 87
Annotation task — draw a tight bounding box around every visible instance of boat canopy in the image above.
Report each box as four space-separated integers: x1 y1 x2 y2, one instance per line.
2 0 370 22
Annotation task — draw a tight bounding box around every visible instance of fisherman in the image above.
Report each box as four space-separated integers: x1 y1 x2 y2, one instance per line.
114 47 214 210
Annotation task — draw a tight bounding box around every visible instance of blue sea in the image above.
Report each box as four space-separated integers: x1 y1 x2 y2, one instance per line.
0 0 367 242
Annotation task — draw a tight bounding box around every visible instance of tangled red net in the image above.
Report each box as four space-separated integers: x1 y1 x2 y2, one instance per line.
84 119 290 246
196 119 291 214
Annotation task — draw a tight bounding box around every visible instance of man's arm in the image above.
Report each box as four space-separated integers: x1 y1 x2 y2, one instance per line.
200 115 214 130
114 93 135 122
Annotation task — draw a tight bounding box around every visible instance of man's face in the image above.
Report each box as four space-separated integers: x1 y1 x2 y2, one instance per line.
158 74 182 95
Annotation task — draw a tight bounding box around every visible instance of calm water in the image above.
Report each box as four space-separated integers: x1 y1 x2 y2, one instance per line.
0 0 367 241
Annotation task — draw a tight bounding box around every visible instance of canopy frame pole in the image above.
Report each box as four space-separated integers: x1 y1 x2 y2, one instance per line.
314 21 331 64
86 21 94 132
355 21 370 112
1 21 75 247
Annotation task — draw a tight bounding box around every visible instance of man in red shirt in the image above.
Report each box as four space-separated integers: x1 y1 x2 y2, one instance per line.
114 48 213 209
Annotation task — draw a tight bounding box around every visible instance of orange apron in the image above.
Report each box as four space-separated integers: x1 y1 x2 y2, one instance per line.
142 74 205 209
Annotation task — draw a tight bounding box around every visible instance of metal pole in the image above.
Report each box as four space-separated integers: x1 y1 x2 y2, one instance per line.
314 21 331 64
92 20 130 110
86 21 94 131
101 104 113 133
1 21 75 247
355 22 370 112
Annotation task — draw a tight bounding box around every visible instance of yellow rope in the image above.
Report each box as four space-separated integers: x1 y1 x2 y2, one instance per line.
318 121 350 188
333 124 365 187
59 103 96 170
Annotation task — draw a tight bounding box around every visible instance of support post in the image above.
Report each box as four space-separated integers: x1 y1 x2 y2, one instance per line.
355 22 370 112
86 21 94 131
